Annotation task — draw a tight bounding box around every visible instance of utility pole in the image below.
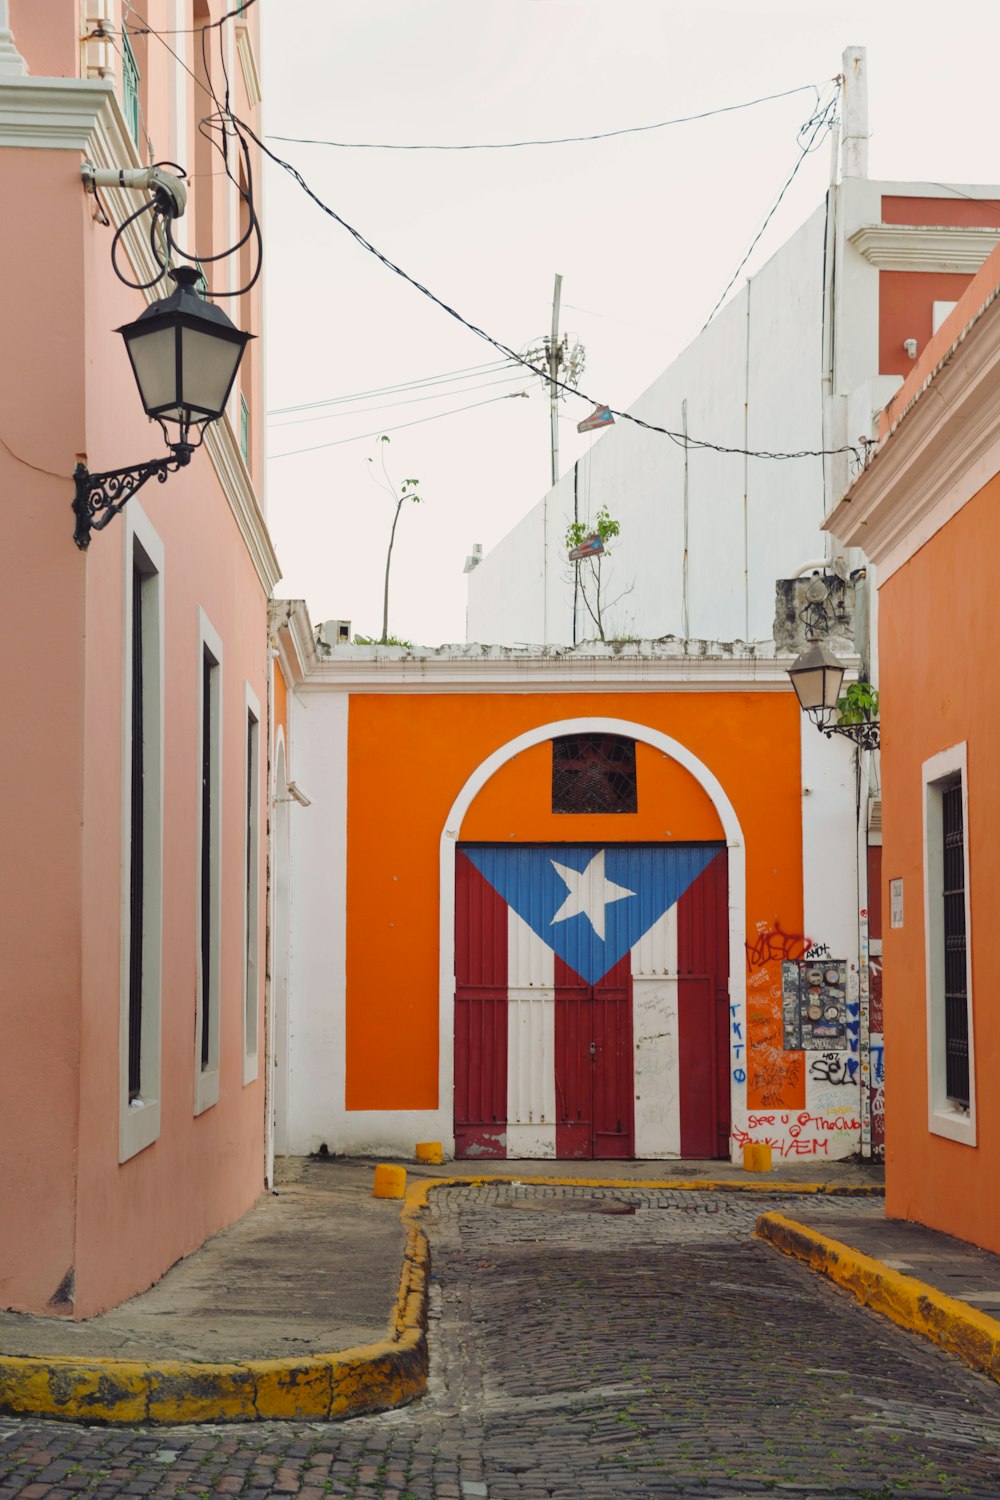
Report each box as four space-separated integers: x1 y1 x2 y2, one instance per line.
549 272 563 488
840 45 868 180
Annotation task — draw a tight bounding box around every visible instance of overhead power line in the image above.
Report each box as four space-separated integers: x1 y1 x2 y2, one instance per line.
270 390 530 460
237 115 863 469
269 371 528 429
266 82 826 151
701 81 840 330
268 359 516 416
130 10 862 468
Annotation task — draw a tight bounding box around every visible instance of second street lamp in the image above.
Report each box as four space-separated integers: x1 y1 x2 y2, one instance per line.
786 640 880 751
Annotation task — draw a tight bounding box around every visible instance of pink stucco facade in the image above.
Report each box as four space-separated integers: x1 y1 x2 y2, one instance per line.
0 2 279 1317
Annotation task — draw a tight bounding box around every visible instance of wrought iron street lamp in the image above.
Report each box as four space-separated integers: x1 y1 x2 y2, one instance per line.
72 266 253 549
786 640 880 751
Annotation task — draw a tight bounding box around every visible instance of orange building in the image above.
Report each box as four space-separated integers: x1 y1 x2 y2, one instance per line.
273 609 871 1166
827 240 1000 1252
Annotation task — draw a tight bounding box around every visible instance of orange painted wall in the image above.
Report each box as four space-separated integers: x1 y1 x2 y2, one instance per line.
273 660 288 751
879 467 1000 1252
345 691 804 1111
879 270 972 378
881 196 1000 228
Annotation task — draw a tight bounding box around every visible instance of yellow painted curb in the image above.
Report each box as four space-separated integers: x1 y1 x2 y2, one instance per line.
0 1201 432 1427
755 1211 1000 1383
0 1175 879 1425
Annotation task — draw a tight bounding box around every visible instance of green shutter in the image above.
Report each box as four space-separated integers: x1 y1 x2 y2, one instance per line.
122 34 140 144
240 394 250 463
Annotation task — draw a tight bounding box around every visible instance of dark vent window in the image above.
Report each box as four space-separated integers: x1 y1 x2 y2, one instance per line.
942 782 969 1107
552 734 637 814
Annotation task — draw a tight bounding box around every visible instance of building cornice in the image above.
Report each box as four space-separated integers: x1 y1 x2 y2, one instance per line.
297 646 849 695
825 290 1000 580
0 73 114 148
269 599 319 685
848 223 1000 274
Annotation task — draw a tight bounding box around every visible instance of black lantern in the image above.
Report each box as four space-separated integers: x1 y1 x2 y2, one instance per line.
73 266 254 549
118 266 252 450
787 641 879 751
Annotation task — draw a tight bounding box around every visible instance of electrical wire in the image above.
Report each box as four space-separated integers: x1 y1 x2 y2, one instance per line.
233 112 863 468
133 11 861 466
269 371 528 429
270 390 531 459
701 81 840 330
270 359 515 415
266 82 826 151
123 0 256 36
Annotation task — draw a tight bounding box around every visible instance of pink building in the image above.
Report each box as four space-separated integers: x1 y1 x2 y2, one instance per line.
0 1 278 1317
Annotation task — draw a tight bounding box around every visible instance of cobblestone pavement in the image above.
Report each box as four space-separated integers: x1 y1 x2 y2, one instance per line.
4 1184 1000 1500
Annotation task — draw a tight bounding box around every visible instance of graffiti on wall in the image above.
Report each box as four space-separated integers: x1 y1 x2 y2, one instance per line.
743 919 810 1110
869 955 884 1159
732 1110 862 1159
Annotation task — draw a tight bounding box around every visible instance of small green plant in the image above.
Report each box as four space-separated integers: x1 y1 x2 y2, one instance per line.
353 632 413 648
838 680 879 724
564 505 631 641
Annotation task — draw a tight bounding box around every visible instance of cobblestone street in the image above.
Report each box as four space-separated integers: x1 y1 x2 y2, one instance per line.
4 1185 1000 1500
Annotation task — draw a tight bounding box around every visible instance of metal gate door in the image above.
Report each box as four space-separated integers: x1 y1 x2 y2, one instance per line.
454 843 729 1160
554 955 634 1159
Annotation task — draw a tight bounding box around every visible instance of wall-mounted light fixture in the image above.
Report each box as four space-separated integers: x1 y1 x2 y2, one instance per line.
786 640 880 751
73 164 253 550
73 266 252 549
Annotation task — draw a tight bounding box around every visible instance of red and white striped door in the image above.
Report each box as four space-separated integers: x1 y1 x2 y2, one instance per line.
454 843 729 1160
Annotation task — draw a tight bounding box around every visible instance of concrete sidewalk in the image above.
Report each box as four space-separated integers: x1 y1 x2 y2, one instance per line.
11 1153 1000 1427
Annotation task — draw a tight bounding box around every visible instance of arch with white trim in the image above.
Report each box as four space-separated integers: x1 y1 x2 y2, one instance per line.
438 717 747 1159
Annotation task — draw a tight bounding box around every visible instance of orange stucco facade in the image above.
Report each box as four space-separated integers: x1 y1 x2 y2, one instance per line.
343 689 806 1116
879 472 1000 1248
831 238 1000 1253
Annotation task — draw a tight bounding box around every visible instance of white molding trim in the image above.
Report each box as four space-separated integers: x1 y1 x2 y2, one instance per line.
0 75 113 147
120 503 165 1164
922 742 976 1147
195 608 224 1117
299 650 816 696
243 680 262 1085
436 717 748 1162
849 223 1000 274
826 286 1000 581
236 25 262 109
0 0 27 78
205 417 281 594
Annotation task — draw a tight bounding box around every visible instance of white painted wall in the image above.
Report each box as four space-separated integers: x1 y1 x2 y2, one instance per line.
467 179 994 648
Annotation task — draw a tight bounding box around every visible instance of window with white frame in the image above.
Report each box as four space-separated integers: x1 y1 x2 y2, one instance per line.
121 511 164 1163
122 32 140 145
243 687 261 1081
923 743 976 1144
196 612 223 1115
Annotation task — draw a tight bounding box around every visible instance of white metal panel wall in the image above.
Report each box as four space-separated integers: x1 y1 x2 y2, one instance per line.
506 909 556 1157
632 907 681 1157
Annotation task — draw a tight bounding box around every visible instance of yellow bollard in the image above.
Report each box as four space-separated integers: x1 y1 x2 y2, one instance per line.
373 1163 407 1199
743 1143 773 1173
415 1142 443 1164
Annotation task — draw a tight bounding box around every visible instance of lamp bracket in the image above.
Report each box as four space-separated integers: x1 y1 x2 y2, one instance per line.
813 715 881 752
73 446 192 551
81 163 187 219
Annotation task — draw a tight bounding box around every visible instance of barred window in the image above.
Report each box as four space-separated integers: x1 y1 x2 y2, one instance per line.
552 734 637 814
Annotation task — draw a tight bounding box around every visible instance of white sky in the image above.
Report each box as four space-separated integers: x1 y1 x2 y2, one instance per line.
261 1 1000 646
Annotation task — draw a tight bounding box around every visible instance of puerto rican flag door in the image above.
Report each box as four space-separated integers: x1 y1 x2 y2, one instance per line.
455 843 730 1160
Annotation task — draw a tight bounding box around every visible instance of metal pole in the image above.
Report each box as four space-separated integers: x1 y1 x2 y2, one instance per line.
549 273 563 488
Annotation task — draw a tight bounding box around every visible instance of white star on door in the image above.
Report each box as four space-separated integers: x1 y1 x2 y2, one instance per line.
549 850 635 942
